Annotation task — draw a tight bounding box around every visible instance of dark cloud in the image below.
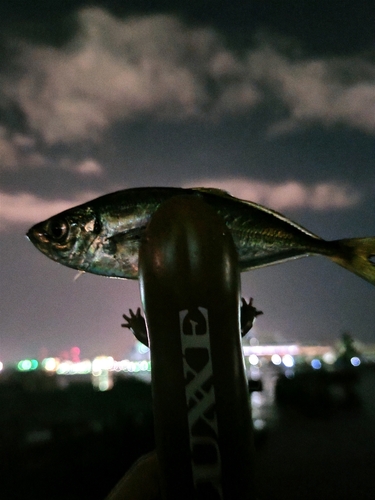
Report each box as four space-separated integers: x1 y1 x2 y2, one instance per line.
0 0 79 46
1 0 373 55
0 7 373 168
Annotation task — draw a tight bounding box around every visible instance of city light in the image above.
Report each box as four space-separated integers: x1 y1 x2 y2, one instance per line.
57 360 92 375
137 343 150 354
350 356 361 367
5 341 371 383
322 351 336 365
42 357 59 371
282 354 294 368
271 354 282 366
19 355 153 379
17 359 38 371
311 359 322 370
92 356 114 376
243 344 300 357
249 354 259 366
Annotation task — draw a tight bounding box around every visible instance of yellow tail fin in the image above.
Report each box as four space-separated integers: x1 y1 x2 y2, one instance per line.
331 237 375 286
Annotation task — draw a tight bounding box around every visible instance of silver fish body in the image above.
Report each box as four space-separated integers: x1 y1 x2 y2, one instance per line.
27 187 375 285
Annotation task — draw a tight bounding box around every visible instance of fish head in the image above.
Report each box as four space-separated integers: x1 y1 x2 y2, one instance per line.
27 206 101 273
27 204 143 279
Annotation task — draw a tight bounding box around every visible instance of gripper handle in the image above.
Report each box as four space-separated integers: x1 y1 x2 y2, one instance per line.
139 195 256 500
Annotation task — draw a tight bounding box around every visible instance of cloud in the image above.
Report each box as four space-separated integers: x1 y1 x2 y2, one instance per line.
0 127 18 168
1 9 259 144
75 159 103 176
1 8 374 147
0 127 45 169
0 190 101 230
246 44 375 134
185 178 361 211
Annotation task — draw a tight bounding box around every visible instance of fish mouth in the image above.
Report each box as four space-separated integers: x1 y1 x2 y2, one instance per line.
27 226 73 257
26 224 50 245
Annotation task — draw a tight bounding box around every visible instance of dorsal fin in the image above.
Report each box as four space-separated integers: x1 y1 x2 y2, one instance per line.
192 187 234 198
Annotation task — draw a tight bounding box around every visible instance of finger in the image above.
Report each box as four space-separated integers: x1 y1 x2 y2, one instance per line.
105 451 160 500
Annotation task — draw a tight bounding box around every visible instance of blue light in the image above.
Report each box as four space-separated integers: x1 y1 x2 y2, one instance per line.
311 359 322 370
350 356 361 367
137 343 150 354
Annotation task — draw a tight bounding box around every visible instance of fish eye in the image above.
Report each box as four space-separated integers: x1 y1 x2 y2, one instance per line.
46 218 70 241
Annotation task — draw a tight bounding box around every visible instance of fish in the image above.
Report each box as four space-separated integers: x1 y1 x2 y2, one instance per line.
26 186 375 285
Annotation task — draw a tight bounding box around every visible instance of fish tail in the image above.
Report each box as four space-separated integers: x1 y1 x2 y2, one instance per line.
330 237 375 285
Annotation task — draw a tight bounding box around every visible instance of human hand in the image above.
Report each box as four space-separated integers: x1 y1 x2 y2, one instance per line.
240 297 263 337
105 451 161 500
122 307 149 346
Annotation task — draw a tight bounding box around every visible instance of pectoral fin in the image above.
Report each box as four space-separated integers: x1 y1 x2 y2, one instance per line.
108 226 145 244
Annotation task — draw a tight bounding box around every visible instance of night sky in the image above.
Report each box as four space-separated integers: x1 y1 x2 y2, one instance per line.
0 0 374 365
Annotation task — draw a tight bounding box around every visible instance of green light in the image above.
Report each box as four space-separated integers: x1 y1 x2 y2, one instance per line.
18 359 32 371
30 359 39 370
17 359 39 371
